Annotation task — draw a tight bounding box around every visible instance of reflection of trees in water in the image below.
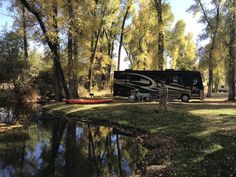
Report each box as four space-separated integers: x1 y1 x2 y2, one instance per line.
78 124 145 177
116 134 123 176
0 104 42 176
0 103 51 177
0 124 53 176
0 106 14 123
0 110 145 177
42 118 67 177
40 120 145 177
0 103 41 124
0 130 29 176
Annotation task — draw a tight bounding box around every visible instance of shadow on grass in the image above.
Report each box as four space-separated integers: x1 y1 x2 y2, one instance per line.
188 132 236 177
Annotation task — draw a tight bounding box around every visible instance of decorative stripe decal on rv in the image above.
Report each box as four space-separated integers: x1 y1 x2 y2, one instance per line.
115 73 158 92
114 72 191 93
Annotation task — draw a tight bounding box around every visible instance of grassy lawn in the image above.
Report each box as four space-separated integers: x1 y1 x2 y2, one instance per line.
44 100 236 177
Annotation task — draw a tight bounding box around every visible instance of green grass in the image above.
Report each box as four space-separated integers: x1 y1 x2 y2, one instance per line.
44 102 236 177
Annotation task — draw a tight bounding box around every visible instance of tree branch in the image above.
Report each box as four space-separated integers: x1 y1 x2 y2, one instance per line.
196 0 213 30
123 44 133 66
19 0 55 53
0 12 16 18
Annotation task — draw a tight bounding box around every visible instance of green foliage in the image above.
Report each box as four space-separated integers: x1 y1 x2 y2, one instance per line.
167 20 196 70
124 0 174 70
0 31 24 83
0 28 53 101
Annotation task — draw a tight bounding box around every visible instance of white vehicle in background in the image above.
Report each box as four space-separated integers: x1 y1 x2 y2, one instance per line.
216 84 236 93
217 85 229 93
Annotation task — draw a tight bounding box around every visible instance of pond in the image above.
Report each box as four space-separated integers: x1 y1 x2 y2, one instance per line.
0 103 146 177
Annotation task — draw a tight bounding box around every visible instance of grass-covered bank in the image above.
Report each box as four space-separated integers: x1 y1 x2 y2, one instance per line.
44 101 236 177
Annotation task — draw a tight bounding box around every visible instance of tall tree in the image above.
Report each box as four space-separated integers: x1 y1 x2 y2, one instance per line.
105 22 117 85
87 0 121 92
167 20 196 70
88 2 106 92
117 0 132 71
154 0 164 70
19 0 70 99
67 0 74 97
125 0 173 70
188 0 223 97
226 0 236 100
52 0 64 100
169 20 186 69
67 0 79 98
5 1 29 63
0 31 24 83
21 4 28 62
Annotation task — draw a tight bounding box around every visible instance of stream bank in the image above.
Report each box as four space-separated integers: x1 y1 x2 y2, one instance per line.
44 102 180 177
44 101 236 177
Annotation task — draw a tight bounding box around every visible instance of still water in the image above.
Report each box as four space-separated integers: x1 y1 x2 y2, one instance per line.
0 104 146 177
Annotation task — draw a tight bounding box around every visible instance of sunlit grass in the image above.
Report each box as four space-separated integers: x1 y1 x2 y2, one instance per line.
203 143 223 154
190 144 223 166
189 108 236 116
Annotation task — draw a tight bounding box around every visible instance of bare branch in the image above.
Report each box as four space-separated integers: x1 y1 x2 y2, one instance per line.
196 0 213 30
0 12 16 18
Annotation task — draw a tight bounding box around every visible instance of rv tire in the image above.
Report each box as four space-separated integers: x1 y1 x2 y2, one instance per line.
181 94 190 102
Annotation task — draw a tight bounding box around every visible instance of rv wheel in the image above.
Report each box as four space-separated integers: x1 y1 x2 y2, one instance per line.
181 94 190 102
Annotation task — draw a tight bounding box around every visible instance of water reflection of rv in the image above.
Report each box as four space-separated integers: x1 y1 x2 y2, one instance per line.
114 70 204 102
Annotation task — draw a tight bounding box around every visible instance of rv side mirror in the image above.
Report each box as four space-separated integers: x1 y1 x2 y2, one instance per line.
193 79 198 85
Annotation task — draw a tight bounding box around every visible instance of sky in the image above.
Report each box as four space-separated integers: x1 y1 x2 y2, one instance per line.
0 0 205 70
0 1 14 30
169 0 204 41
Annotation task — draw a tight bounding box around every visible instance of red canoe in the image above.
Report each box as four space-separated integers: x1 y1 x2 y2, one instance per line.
65 99 113 104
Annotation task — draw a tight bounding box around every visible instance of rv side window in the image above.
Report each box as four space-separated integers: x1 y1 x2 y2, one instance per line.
172 75 182 83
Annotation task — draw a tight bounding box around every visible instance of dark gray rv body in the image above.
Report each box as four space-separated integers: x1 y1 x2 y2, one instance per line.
113 70 204 102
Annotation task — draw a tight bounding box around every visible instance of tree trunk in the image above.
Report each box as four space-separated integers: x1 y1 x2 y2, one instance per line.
117 6 130 71
228 0 236 101
207 34 216 98
54 59 63 100
52 0 70 100
88 9 105 92
98 44 104 90
67 0 78 98
154 0 164 70
72 32 79 97
214 73 219 93
196 0 221 98
88 40 95 93
207 66 213 97
22 4 28 63
68 0 73 96
107 37 114 86
105 29 115 86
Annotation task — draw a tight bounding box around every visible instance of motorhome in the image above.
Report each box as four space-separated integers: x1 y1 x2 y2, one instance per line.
113 70 204 102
